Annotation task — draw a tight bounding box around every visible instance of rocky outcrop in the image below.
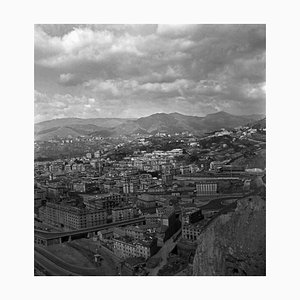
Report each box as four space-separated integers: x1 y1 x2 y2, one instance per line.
193 196 266 276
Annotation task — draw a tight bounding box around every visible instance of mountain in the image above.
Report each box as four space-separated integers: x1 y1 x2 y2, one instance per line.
34 112 265 140
34 117 134 140
201 111 264 129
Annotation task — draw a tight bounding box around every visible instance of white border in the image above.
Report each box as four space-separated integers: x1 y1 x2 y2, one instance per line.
1 0 300 300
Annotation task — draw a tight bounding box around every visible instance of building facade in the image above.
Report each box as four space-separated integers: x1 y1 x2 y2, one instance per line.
112 206 135 222
39 202 107 230
196 182 218 196
113 236 157 260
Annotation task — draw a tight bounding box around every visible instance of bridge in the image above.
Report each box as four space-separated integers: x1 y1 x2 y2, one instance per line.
35 216 145 246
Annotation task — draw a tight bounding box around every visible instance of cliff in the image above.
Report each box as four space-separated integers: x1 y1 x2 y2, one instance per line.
193 195 266 276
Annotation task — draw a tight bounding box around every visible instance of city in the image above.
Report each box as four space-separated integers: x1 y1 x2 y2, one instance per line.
34 24 266 276
4 1 300 299
34 113 266 276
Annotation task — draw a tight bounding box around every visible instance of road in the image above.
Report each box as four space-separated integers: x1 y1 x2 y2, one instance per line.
34 251 76 276
148 229 181 276
97 243 133 275
35 216 145 240
35 246 102 275
247 137 266 144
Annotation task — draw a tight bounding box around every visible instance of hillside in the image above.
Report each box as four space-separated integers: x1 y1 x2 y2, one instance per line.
34 112 265 140
201 111 264 129
247 117 266 129
193 195 266 275
34 118 133 140
232 149 266 169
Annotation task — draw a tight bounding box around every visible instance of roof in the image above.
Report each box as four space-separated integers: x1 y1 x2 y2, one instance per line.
182 207 201 214
156 225 168 233
182 218 209 229
125 225 144 233
112 205 133 211
124 257 145 267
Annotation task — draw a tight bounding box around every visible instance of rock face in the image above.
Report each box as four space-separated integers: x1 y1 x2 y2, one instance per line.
193 196 266 276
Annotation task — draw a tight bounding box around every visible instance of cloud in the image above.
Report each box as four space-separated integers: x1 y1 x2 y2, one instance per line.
156 24 199 37
35 24 266 121
58 73 84 86
35 26 144 68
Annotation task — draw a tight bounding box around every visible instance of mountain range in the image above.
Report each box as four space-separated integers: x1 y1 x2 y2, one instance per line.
34 111 265 141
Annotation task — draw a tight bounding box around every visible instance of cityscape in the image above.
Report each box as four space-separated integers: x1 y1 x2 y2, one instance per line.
34 24 266 276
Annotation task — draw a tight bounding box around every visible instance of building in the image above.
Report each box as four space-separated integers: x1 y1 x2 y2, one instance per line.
130 180 139 193
112 206 135 222
196 181 218 196
180 165 190 175
113 235 157 260
73 181 86 193
198 159 211 171
218 165 245 174
39 202 107 230
182 207 203 225
121 176 139 194
174 174 241 196
169 149 183 156
98 228 114 241
159 207 176 227
34 187 46 208
82 193 123 213
182 219 208 242
209 161 226 171
136 193 157 208
124 226 145 240
103 180 115 192
162 173 173 185
113 225 146 240
145 213 161 227
120 177 130 194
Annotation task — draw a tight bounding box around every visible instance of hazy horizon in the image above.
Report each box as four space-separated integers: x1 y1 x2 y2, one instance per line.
35 24 266 123
34 110 266 124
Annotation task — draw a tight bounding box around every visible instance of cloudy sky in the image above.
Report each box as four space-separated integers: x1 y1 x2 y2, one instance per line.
34 24 265 123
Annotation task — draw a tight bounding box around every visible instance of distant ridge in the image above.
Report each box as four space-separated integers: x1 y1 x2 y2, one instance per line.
35 111 265 141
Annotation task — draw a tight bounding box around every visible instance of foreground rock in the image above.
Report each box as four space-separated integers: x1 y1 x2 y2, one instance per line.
193 196 266 276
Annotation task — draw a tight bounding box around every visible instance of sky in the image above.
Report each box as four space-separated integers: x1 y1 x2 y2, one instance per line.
34 24 265 123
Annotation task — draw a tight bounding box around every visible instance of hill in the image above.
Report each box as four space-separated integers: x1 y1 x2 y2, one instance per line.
113 111 264 136
201 111 264 129
34 112 264 140
247 117 266 130
34 118 134 140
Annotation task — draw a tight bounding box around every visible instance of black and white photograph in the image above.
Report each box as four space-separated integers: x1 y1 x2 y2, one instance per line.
2 0 300 299
34 24 266 276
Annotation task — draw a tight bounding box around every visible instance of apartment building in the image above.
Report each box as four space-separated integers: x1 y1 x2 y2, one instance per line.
113 235 157 260
111 205 135 222
39 202 107 230
82 193 123 213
